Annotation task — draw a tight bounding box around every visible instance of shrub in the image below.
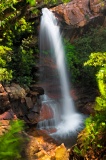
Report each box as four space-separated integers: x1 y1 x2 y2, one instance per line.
10 45 35 85
0 46 13 82
64 39 81 84
0 120 25 160
72 26 106 86
73 52 106 159
64 39 97 86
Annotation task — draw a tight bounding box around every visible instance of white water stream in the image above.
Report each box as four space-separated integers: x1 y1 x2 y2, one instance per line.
38 8 85 143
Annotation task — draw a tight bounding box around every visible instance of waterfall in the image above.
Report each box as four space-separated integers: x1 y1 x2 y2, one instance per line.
38 8 85 142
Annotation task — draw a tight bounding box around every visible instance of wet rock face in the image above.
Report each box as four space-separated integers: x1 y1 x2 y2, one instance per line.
52 0 106 27
0 83 44 125
71 87 98 115
38 104 54 121
51 0 106 41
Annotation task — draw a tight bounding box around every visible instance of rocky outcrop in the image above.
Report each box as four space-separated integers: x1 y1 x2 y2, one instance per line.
25 128 70 160
0 120 70 160
52 0 106 27
0 83 44 125
51 0 106 41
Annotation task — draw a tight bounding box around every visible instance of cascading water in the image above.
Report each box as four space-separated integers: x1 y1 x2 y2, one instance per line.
38 8 85 145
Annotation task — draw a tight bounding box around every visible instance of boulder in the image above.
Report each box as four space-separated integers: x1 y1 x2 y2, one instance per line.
38 104 54 122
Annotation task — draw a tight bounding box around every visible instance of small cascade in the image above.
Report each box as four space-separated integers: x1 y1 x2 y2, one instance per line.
37 94 61 129
38 8 85 145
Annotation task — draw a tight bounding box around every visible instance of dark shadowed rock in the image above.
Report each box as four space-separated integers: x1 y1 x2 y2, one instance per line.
0 83 44 125
29 85 44 95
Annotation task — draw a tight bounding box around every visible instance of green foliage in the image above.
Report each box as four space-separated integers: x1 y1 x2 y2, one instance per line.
84 52 106 110
2 17 34 47
0 0 17 12
26 0 36 6
74 26 106 54
74 51 106 159
0 68 12 82
0 0 36 85
73 145 82 155
42 0 70 5
26 0 70 5
15 17 33 33
0 46 12 66
95 67 106 111
0 0 71 85
73 109 106 158
76 112 106 158
71 26 106 86
0 46 13 81
64 39 81 84
0 120 25 160
64 39 97 86
9 45 35 85
84 52 106 67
